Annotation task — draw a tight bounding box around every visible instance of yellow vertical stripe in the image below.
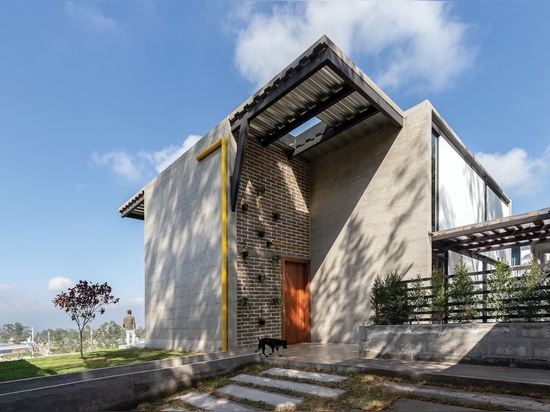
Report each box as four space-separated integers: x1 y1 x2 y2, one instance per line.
196 137 229 351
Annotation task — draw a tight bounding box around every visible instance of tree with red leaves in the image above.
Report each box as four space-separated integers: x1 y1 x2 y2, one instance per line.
53 280 120 357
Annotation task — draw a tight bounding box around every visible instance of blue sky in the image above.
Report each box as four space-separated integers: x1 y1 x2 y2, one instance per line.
1 1 549 332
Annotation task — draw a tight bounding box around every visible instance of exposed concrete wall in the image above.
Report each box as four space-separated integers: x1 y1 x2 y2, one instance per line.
144 121 232 352
310 102 433 344
0 352 259 411
359 323 550 368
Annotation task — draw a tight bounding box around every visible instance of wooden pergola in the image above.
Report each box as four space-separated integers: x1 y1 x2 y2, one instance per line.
432 207 550 261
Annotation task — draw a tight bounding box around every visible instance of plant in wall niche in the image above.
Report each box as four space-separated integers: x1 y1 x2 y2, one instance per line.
241 200 249 212
255 183 266 197
257 273 266 284
258 315 266 326
237 295 251 310
271 296 282 306
241 246 249 260
255 226 266 238
271 254 282 270
272 209 281 220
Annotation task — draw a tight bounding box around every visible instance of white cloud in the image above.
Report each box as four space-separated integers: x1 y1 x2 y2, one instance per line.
65 2 127 40
139 134 202 174
233 2 474 92
47 276 75 291
92 151 143 183
0 284 17 293
476 146 550 196
92 135 201 182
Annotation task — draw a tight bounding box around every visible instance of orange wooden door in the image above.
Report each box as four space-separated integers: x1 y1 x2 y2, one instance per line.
283 259 311 344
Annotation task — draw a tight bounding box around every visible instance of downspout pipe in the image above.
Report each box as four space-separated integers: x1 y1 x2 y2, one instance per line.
196 138 229 351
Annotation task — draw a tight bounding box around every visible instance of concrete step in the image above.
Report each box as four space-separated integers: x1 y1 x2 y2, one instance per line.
385 382 550 411
263 367 348 383
176 391 262 411
232 373 344 397
217 384 303 409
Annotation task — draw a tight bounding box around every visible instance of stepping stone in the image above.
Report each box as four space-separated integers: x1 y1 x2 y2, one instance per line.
217 384 303 409
177 391 262 411
232 374 345 398
263 367 348 383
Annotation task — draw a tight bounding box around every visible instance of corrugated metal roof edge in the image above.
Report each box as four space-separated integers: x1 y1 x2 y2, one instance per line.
118 189 144 215
229 35 404 125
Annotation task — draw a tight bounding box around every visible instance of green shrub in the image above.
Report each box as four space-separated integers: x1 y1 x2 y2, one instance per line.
448 259 479 323
431 267 447 324
486 259 515 322
370 271 411 325
409 274 429 323
515 255 550 321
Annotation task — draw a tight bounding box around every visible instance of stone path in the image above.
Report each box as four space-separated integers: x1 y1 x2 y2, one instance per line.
164 367 347 411
161 366 550 411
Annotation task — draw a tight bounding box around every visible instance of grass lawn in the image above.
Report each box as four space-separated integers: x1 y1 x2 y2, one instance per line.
0 348 194 382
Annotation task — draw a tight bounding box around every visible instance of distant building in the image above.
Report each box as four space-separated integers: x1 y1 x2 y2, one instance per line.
0 344 31 356
119 36 548 353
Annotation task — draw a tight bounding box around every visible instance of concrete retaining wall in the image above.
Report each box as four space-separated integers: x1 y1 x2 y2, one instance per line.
359 323 550 368
0 352 260 411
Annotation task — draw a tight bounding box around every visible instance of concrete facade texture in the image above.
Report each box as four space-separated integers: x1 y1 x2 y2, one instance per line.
309 101 433 344
144 121 232 352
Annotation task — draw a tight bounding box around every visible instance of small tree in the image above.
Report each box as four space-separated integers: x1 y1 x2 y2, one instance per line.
486 259 515 322
515 256 549 321
409 274 429 324
53 280 119 357
370 271 410 325
448 259 479 323
431 267 447 324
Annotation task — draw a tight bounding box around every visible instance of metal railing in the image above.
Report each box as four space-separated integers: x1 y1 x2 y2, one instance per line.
404 264 550 324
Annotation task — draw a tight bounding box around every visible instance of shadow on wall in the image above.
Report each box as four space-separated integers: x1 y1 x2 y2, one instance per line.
145 125 230 351
310 122 429 344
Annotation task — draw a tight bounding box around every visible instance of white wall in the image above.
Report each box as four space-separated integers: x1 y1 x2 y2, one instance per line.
438 137 485 230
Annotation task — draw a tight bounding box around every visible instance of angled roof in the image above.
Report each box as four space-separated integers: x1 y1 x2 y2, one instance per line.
432 207 550 257
229 35 403 161
229 35 404 211
118 190 144 220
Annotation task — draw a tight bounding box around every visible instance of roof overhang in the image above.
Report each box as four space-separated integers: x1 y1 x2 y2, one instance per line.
118 190 144 220
228 35 404 211
432 207 550 259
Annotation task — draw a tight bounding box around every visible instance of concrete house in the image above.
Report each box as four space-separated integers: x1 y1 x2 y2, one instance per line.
119 36 514 352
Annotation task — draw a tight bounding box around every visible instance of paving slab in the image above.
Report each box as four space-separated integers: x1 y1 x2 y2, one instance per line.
217 383 303 408
385 382 550 411
231 373 345 397
387 398 484 411
263 367 348 383
177 391 262 411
